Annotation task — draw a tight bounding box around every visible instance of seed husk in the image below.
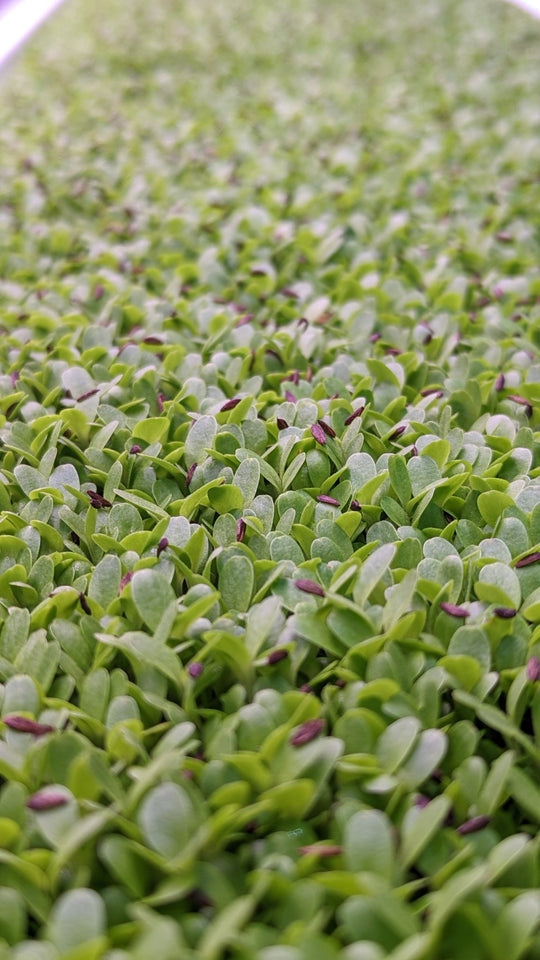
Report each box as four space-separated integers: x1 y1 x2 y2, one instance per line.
220 397 242 411
267 649 288 665
440 602 469 618
79 592 91 614
299 844 342 856
526 657 540 682
294 579 325 597
457 815 491 836
157 537 169 557
119 571 133 592
290 718 325 746
88 490 112 509
236 518 246 542
4 716 55 736
317 418 336 437
185 462 197 487
26 790 69 811
515 551 540 568
311 422 327 445
343 406 364 425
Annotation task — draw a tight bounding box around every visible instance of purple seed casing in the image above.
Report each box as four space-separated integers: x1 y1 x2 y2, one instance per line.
294 579 325 597
267 649 289 665
457 815 491 836
185 462 197 488
290 718 325 746
344 406 364 426
311 423 327 445
236 518 246 542
79 592 91 615
157 537 169 557
440 602 470 618
220 397 242 411
299 844 342 856
317 418 336 438
26 790 70 811
88 490 112 509
515 552 540 568
526 657 540 682
4 716 55 736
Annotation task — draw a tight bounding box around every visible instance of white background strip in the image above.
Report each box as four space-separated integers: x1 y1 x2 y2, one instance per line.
0 0 67 68
0 0 538 72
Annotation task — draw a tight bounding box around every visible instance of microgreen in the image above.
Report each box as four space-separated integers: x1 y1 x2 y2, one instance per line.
0 0 539 955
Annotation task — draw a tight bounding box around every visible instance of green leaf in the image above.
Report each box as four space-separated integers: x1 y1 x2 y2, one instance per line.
132 417 170 444
477 491 515 527
508 767 540 822
138 781 197 858
48 888 105 952
218 555 254 612
347 453 377 492
98 834 148 897
95 631 183 688
353 543 396 606
2 675 40 715
0 888 25 946
447 627 491 671
208 483 244 514
408 457 440 498
234 457 260 506
13 465 47 496
114 488 169 520
493 891 540 960
439 655 482 692
388 455 412 506
127 904 186 959
131 568 176 632
475 562 521 608
400 795 452 869
79 669 110 722
484 834 532 883
29 786 78 848
259 779 315 819
478 750 515 816
376 717 421 774
185 415 217 467
397 729 447 788
428 865 485 932
88 554 121 610
50 808 113 885
454 692 537 761
198 894 256 960
343 809 394 880
521 585 540 621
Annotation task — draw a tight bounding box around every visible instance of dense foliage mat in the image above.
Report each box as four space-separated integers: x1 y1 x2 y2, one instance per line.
0 0 539 956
